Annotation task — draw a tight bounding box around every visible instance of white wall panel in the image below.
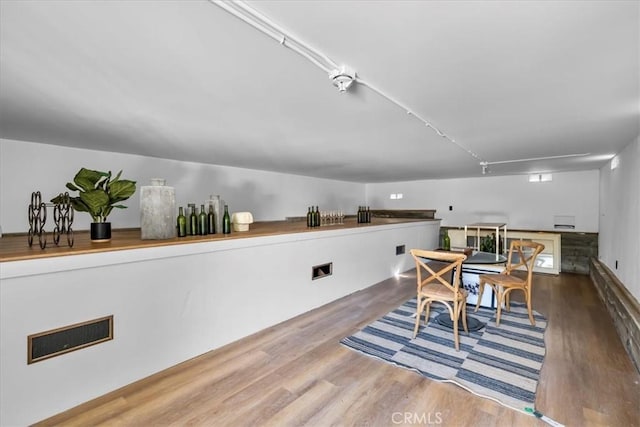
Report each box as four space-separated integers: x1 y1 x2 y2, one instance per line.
366 170 600 232
0 138 365 233
599 136 640 301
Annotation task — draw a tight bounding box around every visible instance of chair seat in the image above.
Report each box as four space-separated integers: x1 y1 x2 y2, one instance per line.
480 273 525 287
419 282 466 300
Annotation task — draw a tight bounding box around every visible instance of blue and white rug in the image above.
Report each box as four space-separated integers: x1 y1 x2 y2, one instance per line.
340 298 547 412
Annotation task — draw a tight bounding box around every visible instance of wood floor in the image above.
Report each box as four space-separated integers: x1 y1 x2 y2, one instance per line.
38 271 640 427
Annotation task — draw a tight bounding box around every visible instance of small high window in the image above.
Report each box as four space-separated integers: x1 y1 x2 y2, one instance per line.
611 156 620 170
528 173 552 182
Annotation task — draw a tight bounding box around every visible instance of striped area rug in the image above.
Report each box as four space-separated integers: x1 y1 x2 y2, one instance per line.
341 298 547 412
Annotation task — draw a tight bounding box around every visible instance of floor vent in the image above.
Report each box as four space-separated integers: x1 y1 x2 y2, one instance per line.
28 315 113 364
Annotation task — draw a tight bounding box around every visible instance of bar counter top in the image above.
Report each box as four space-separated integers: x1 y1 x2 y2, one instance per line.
0 217 436 263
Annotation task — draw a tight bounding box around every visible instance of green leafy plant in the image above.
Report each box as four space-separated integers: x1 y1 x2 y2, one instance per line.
480 234 496 253
52 168 136 223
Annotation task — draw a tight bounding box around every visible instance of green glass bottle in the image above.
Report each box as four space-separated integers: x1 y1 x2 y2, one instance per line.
222 204 231 234
189 204 197 236
177 207 187 237
443 229 451 251
208 205 216 234
306 207 312 228
314 206 320 227
198 204 208 235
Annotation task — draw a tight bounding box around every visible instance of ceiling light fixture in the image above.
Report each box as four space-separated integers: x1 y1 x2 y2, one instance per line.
480 162 489 175
329 66 356 93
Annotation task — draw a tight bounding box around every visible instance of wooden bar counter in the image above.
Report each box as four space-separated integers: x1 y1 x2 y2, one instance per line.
0 217 430 263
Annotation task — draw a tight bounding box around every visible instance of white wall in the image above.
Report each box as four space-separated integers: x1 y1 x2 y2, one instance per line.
0 138 365 233
599 136 640 301
1 138 603 235
366 170 600 232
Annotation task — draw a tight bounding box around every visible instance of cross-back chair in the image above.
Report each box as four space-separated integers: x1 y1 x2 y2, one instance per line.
410 249 468 351
474 240 545 326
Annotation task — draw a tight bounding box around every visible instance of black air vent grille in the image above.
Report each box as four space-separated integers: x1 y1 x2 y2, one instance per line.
312 262 333 280
28 315 113 364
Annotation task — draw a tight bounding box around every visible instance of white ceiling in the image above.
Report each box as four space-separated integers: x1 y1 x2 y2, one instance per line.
1 1 638 182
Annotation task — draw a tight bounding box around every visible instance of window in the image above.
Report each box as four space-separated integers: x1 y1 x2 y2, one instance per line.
528 173 552 182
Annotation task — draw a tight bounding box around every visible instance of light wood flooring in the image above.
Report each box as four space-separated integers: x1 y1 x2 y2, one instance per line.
38 271 640 426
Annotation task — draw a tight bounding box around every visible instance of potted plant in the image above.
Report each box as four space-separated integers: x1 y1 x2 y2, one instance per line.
52 168 136 242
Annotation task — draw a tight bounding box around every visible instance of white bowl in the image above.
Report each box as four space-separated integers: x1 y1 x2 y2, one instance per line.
231 212 254 232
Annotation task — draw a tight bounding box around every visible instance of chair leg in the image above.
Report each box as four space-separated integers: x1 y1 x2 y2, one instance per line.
413 299 431 338
413 298 423 338
425 301 431 325
495 287 504 326
453 313 459 351
474 280 485 313
461 300 468 333
525 290 535 326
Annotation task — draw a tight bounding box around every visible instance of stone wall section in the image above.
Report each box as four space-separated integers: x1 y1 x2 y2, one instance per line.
561 232 598 274
590 258 640 373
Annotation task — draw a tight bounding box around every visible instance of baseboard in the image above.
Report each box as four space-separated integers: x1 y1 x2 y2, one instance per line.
590 258 640 373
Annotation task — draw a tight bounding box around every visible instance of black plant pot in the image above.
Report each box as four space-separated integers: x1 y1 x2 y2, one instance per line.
90 222 111 242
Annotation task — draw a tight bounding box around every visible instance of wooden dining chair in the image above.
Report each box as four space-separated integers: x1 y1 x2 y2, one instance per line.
410 249 468 351
474 240 545 326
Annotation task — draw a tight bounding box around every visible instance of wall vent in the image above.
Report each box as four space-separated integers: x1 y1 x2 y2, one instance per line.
554 215 576 229
312 262 333 280
28 315 113 364
396 245 405 255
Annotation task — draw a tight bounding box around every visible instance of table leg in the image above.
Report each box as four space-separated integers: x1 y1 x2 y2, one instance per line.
434 265 486 332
